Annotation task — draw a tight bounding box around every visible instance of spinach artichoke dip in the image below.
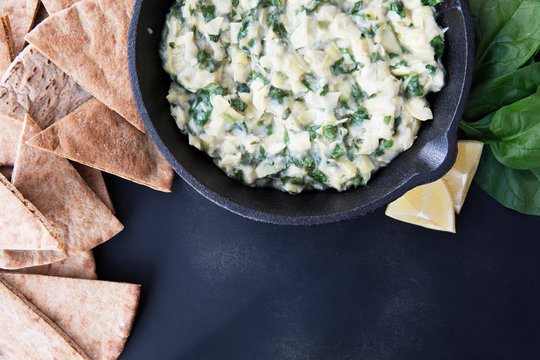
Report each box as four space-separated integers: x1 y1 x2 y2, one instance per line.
161 0 446 193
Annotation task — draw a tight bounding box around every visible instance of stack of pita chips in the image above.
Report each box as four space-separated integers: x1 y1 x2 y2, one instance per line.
0 0 173 357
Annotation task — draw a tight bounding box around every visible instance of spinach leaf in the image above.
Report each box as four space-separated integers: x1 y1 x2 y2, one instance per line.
268 86 292 104
330 58 357 75
488 87 540 169
237 21 249 41
205 83 227 95
388 1 405 18
421 0 443 5
192 89 213 126
198 50 222 73
323 125 339 141
248 71 270 84
200 5 216 22
475 146 540 215
430 36 444 60
465 62 540 120
472 0 540 81
460 113 495 140
351 1 362 14
230 99 247 112
402 73 424 97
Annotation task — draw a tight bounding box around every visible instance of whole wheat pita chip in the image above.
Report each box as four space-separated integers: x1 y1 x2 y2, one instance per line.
0 173 61 251
0 0 40 55
73 162 115 213
0 166 12 179
0 45 92 127
25 0 145 132
0 16 15 74
0 277 91 360
0 113 21 166
0 273 140 360
28 98 174 192
0 115 123 269
13 251 97 279
41 0 80 14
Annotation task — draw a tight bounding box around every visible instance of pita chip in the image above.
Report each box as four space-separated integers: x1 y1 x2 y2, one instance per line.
25 0 145 132
0 45 92 127
13 251 97 280
0 173 61 250
0 273 140 360
0 113 21 166
28 98 174 192
0 114 123 269
73 162 115 213
0 277 91 360
0 0 40 55
0 16 15 74
41 0 80 14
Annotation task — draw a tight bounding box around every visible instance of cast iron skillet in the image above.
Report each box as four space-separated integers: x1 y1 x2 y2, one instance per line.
128 0 475 225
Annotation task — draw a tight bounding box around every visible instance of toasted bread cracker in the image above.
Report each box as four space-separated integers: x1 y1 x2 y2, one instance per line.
0 273 140 360
25 0 145 132
0 276 91 360
0 0 40 55
73 163 115 213
0 45 92 127
13 251 97 279
0 113 21 166
41 0 80 14
0 16 15 74
0 173 61 251
0 115 123 269
28 99 174 192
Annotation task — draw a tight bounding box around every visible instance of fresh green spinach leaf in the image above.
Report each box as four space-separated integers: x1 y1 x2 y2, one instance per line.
192 89 213 126
465 62 540 120
472 0 540 81
475 146 540 215
488 87 540 169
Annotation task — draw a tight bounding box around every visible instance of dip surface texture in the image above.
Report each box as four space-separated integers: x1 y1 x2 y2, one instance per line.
161 0 445 193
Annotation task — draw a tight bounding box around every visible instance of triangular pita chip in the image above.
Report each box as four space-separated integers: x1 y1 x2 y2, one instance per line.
25 0 145 132
0 0 40 55
0 115 123 269
0 16 15 74
0 276 91 360
41 0 80 14
0 45 92 127
0 173 60 250
0 113 21 166
12 251 97 280
28 98 174 192
73 162 115 213
0 273 140 360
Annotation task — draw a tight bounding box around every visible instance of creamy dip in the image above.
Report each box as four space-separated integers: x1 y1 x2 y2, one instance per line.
161 0 445 193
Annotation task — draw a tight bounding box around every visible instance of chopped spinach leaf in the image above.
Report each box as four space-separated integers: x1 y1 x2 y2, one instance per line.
192 89 213 126
201 5 216 22
388 1 405 18
268 86 292 104
430 36 445 60
230 99 247 112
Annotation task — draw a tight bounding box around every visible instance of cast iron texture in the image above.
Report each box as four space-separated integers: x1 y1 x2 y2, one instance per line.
128 0 475 225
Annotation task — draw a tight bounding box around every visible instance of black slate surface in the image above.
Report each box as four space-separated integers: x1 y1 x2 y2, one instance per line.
95 174 540 360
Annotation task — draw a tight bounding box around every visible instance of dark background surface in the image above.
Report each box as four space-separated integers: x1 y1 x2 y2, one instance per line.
95 174 540 360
